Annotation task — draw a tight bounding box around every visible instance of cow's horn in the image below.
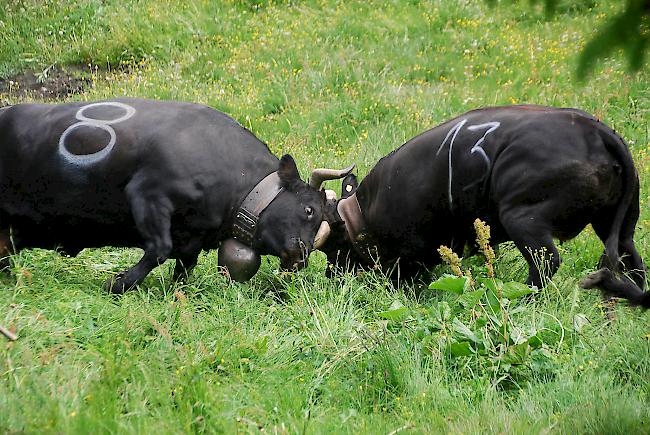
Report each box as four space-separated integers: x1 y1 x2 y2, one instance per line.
309 164 356 189
313 220 331 250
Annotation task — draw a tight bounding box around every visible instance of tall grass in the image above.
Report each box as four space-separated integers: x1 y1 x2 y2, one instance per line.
1 0 649 433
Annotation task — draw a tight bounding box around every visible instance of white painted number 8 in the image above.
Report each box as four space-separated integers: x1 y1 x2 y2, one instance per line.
58 102 136 165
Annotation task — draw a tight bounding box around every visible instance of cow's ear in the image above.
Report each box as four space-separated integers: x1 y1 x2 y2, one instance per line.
324 200 344 225
278 154 301 188
321 189 341 224
341 173 358 199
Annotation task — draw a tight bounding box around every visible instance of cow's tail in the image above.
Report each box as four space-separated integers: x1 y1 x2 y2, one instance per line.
601 126 637 272
580 124 649 308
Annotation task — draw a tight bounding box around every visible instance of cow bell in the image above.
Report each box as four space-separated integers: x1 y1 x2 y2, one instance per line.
218 238 261 282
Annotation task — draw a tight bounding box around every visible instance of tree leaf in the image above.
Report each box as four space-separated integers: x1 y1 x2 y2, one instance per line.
576 0 649 79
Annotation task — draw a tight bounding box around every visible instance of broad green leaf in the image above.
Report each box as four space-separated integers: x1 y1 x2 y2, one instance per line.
502 342 531 365
459 289 486 308
449 341 474 357
378 300 409 320
501 281 534 299
378 307 409 321
429 275 468 294
537 329 562 346
431 301 452 323
530 348 556 371
477 277 501 293
510 326 528 345
485 289 501 313
483 309 502 329
452 318 480 344
527 335 543 349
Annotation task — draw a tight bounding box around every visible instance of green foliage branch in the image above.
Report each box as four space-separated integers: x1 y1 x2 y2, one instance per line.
487 0 650 79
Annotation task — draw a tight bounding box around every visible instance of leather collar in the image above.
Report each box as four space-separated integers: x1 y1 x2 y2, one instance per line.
232 171 284 246
336 193 378 266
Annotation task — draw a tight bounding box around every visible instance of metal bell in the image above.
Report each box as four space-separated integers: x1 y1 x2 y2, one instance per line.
218 238 261 282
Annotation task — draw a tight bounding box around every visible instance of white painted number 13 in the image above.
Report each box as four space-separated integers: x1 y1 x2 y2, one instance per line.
436 118 501 207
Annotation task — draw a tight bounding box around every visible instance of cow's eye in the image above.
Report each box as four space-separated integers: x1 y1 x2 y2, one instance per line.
305 206 314 217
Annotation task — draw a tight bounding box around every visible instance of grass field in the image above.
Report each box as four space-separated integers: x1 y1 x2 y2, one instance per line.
1 0 649 433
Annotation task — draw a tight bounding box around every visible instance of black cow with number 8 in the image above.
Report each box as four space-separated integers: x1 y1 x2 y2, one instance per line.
0 98 353 292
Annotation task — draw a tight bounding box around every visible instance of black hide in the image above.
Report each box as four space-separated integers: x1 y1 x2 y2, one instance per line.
322 105 646 301
0 98 326 292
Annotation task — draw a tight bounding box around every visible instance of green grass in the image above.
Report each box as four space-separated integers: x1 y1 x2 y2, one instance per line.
1 0 649 433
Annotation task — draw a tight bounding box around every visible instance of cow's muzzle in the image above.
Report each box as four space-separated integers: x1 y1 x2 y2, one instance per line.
280 239 311 271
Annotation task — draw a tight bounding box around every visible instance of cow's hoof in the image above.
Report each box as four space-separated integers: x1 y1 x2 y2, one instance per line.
580 268 610 289
103 273 128 294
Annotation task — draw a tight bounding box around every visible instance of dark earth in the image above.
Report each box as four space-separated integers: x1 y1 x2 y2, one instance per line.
0 64 90 104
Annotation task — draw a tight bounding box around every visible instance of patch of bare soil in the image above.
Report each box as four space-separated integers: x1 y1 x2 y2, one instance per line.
0 64 91 102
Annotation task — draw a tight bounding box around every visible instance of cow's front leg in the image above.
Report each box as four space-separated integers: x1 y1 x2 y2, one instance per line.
105 195 173 294
501 212 560 288
172 253 200 283
171 238 204 283
521 240 560 288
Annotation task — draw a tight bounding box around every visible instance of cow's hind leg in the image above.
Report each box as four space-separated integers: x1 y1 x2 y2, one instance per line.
105 196 173 294
500 210 560 288
593 201 646 290
593 233 646 290
618 238 645 289
618 186 646 289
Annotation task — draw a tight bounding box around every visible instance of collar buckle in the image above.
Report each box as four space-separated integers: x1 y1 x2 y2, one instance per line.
233 209 257 245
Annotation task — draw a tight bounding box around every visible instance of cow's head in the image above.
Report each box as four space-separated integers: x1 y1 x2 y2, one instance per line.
252 155 354 272
314 173 367 276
